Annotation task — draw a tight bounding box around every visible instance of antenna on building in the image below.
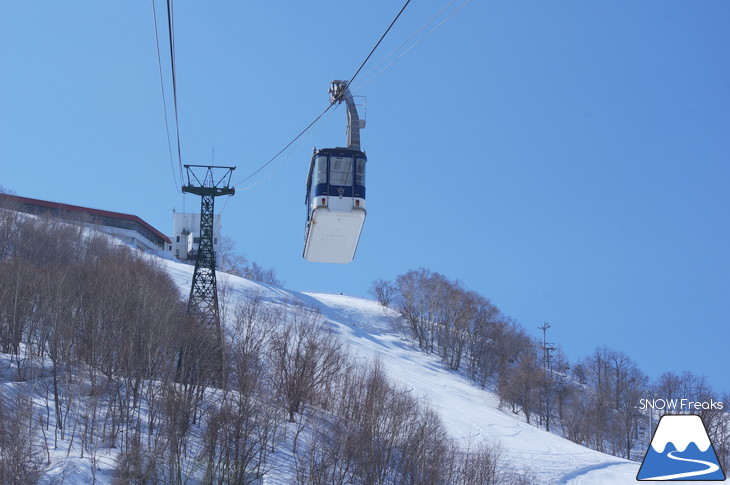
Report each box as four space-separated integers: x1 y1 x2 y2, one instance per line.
178 164 235 383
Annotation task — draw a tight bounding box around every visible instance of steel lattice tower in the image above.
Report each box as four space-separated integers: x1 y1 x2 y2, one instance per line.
179 165 235 382
182 164 235 324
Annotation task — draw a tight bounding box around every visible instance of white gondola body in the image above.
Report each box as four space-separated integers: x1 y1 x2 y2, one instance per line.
303 149 367 263
303 196 366 263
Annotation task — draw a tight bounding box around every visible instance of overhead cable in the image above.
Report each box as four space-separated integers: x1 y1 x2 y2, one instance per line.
166 0 183 169
343 0 412 93
234 104 335 188
233 0 413 187
352 0 471 92
152 0 182 192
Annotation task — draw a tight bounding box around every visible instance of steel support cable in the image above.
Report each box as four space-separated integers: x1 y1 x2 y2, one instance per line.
355 6 471 89
219 103 339 217
235 104 339 192
152 0 181 192
233 0 412 188
166 0 184 171
233 103 336 188
350 0 463 92
341 0 412 95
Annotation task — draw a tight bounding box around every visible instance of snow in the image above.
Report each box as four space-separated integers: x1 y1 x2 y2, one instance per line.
4 254 722 484
301 291 631 484
163 259 644 483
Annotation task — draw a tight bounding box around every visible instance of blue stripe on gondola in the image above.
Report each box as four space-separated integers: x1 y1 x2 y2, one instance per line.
313 184 366 199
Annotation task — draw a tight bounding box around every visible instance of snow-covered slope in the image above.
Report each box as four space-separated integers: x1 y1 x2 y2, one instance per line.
162 259 671 484
3 218 721 484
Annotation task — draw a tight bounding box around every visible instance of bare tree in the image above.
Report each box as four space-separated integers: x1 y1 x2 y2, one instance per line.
498 346 546 425
369 278 395 308
292 358 490 485
391 268 434 349
576 347 648 457
713 393 729 475
454 441 503 485
438 287 480 371
217 236 283 286
113 434 160 485
466 299 503 386
198 291 281 484
217 236 250 276
606 351 647 458
201 391 278 484
270 305 344 423
0 390 45 484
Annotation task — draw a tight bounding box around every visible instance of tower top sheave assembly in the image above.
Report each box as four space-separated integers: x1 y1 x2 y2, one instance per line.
182 164 236 198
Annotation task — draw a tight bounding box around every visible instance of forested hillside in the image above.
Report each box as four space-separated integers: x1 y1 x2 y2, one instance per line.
0 211 527 484
0 207 726 484
371 270 729 466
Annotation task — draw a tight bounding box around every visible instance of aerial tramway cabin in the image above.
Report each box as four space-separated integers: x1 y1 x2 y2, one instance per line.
303 80 368 264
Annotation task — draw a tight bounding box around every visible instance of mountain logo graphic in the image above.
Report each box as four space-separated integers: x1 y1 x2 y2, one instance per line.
637 414 726 481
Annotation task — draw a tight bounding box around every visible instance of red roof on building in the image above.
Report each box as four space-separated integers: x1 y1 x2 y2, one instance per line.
0 194 171 244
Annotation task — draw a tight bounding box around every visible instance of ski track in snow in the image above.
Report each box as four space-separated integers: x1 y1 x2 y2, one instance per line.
560 461 629 484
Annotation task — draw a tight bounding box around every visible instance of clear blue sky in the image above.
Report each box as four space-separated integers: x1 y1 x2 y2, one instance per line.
1 1 728 393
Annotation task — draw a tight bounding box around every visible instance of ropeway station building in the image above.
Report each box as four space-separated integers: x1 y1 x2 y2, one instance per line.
0 194 222 264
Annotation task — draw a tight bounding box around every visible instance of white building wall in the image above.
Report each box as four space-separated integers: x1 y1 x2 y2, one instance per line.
170 211 222 263
95 225 163 253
